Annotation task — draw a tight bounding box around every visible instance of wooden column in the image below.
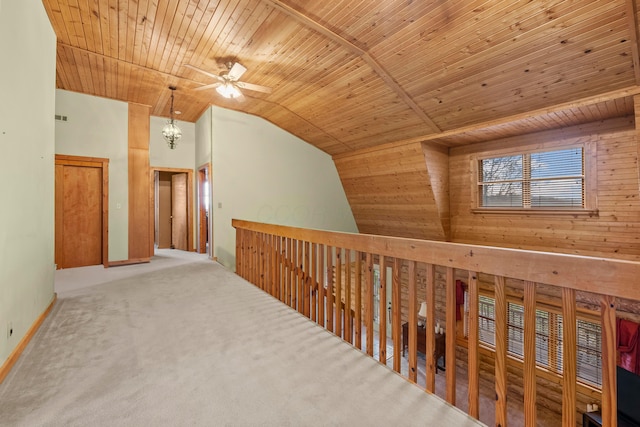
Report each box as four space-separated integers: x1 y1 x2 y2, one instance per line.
345 250 353 344
355 251 362 349
600 295 617 427
523 281 537 426
392 257 401 373
335 247 343 337
445 267 457 405
408 260 418 383
365 252 374 356
495 275 508 426
378 255 387 364
562 288 577 427
467 271 479 418
425 263 436 393
128 103 151 261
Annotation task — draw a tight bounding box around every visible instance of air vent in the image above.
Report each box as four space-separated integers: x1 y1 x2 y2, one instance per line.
55 115 68 121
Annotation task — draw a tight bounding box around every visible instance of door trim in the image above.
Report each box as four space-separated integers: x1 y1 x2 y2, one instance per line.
150 167 194 253
197 163 211 256
55 154 109 268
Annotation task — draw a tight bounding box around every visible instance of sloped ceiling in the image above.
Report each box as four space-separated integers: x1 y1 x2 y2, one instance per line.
43 0 640 156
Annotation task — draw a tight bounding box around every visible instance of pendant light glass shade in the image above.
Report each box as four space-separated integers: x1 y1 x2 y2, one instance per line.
163 87 182 149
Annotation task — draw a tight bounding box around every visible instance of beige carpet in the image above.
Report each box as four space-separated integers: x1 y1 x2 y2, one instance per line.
0 251 484 426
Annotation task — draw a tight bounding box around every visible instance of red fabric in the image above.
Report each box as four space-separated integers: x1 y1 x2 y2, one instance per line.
455 280 465 321
617 317 640 375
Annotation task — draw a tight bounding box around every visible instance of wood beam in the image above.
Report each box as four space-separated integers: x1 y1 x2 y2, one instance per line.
263 0 441 133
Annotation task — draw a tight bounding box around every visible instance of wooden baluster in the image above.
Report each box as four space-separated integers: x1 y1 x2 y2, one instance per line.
292 239 298 310
326 246 334 333
365 252 374 357
345 249 353 344
408 260 418 383
601 294 617 427
445 267 457 405
523 281 537 426
303 241 310 317
494 275 507 426
467 271 479 418
285 238 291 307
335 247 343 338
235 228 241 276
425 263 436 393
562 288 577 427
311 243 317 322
355 251 362 349
392 257 401 373
378 255 387 364
318 244 325 328
296 240 303 314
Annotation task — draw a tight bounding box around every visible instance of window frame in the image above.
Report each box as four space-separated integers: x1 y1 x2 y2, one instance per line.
470 141 598 216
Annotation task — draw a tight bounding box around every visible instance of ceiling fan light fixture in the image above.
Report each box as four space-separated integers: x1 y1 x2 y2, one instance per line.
216 82 241 99
163 86 182 149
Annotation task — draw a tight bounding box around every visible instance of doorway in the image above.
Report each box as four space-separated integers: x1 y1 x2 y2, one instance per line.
55 155 109 268
151 167 193 253
197 163 211 256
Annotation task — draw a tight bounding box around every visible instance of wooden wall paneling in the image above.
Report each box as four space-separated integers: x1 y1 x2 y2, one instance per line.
128 103 151 261
600 294 617 427
445 267 457 405
494 275 508 426
467 271 480 418
523 281 538 426
422 142 451 240
378 254 387 364
562 288 577 427
354 251 363 349
392 257 402 373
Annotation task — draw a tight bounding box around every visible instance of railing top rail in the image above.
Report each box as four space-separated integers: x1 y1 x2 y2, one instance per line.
233 219 640 301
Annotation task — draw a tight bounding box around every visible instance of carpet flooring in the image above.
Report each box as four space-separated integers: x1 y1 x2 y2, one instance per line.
0 251 484 426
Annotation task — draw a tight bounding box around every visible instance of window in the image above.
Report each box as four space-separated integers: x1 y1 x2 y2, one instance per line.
477 147 585 209
468 295 602 388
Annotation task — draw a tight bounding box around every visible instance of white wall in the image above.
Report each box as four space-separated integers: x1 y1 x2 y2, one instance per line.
209 106 358 269
55 90 130 262
149 116 195 169
0 0 56 366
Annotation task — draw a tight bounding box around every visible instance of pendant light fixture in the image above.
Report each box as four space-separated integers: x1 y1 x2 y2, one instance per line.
162 86 182 149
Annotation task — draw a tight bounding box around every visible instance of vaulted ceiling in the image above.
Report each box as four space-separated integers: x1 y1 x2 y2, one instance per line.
43 0 640 157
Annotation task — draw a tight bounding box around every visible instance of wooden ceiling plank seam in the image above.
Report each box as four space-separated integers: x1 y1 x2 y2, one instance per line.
129 0 151 66
76 48 96 95
58 0 83 48
96 0 111 56
381 1 625 93
184 0 238 70
137 0 160 67
116 0 128 60
176 0 224 72
124 0 141 63
625 0 640 84
107 0 119 58
77 0 97 52
263 0 440 132
156 0 192 73
70 0 89 49
166 0 214 77
201 0 255 66
396 3 629 97
143 0 173 70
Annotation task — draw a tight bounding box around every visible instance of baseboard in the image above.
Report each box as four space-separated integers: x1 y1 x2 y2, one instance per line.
0 293 57 384
107 258 150 267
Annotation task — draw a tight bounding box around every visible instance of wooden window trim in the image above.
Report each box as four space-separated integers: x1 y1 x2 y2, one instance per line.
470 140 597 213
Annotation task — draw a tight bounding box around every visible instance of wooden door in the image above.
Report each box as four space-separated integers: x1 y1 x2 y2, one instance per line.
55 164 103 268
156 172 172 249
171 173 188 250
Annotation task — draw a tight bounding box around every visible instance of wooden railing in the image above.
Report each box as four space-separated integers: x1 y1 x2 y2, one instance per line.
233 219 640 427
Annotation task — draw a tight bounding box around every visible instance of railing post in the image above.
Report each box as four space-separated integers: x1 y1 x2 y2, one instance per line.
425 263 436 393
355 251 362 349
601 295 617 427
378 255 387 364
467 271 479 418
345 249 353 344
562 288 577 427
311 242 317 322
445 267 457 405
392 257 401 373
318 244 326 328
335 247 343 338
408 260 418 383
365 252 374 357
326 246 334 333
494 275 507 426
523 281 537 426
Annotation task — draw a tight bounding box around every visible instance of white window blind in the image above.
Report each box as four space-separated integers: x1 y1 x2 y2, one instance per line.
478 147 584 208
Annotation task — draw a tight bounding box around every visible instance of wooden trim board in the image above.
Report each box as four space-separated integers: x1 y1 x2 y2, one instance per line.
0 294 57 384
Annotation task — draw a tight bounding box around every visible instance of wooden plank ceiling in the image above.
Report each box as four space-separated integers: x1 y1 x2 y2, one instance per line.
43 0 640 156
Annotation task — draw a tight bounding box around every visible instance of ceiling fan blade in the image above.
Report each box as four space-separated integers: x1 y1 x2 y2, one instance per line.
228 62 247 80
184 64 225 83
236 81 272 94
194 82 222 91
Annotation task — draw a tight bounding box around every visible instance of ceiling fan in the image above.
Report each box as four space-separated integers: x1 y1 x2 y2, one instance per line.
185 62 272 100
